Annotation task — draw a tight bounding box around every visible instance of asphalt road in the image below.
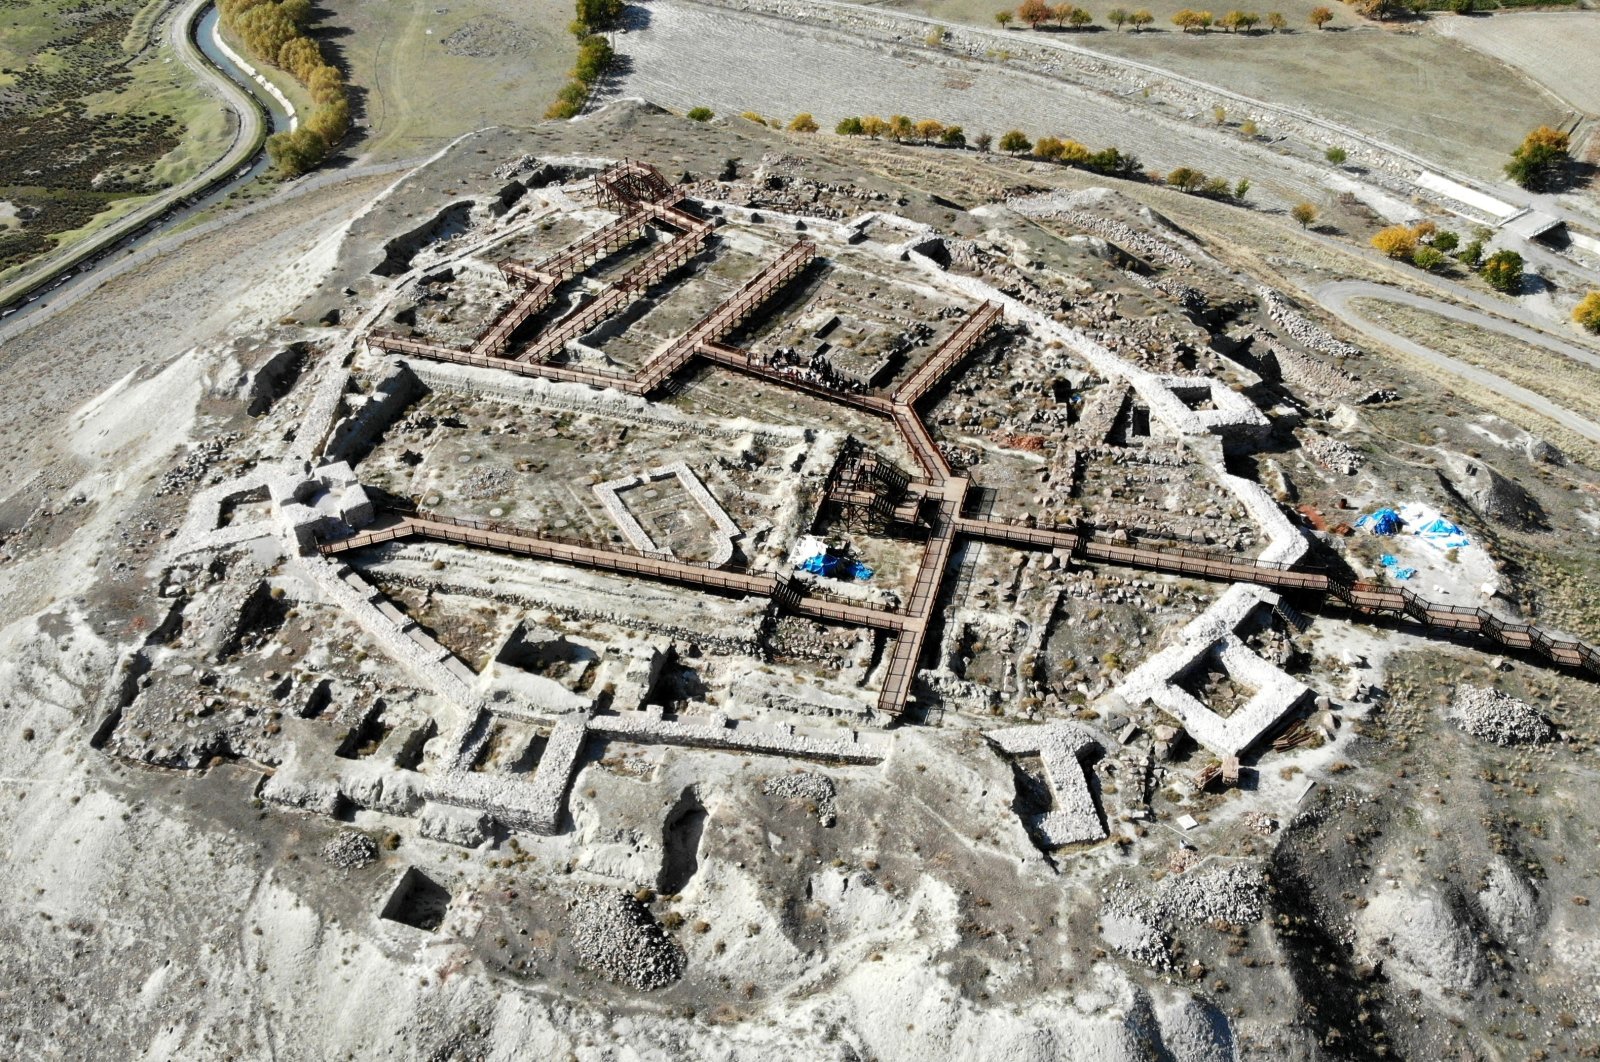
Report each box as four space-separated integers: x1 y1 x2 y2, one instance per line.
0 0 267 316
1315 279 1600 445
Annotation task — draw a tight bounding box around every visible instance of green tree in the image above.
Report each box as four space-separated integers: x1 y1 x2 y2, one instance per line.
1167 166 1207 192
267 126 327 178
1234 178 1251 201
1291 202 1318 228
1130 8 1154 29
836 116 865 136
999 129 1032 153
1482 250 1524 293
1108 7 1130 28
1574 291 1600 334
996 8 1014 24
1266 11 1286 30
941 125 967 148
1505 125 1571 190
1068 6 1094 28
1431 230 1459 253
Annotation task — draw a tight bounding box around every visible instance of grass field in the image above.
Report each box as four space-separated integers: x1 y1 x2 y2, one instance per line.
314 0 577 161
0 0 233 275
879 0 1570 177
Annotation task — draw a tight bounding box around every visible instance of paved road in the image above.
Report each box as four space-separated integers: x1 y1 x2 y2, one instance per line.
1314 279 1600 445
0 0 266 315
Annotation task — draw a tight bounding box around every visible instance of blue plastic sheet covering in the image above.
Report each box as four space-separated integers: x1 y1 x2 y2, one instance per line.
799 554 874 580
1357 508 1404 535
1378 554 1417 579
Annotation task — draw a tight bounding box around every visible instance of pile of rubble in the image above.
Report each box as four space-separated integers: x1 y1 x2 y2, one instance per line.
1257 288 1361 360
1302 433 1362 475
1451 685 1555 747
323 831 379 870
155 433 241 497
1008 190 1195 270
1156 862 1266 926
567 887 685 991
763 771 838 826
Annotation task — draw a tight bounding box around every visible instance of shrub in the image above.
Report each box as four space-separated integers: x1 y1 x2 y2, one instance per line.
1371 224 1420 259
1412 245 1446 271
1574 292 1600 334
1431 230 1459 253
1325 146 1348 165
1481 250 1524 293
686 107 714 122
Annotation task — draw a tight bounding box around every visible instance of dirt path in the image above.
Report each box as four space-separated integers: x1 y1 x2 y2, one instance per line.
1314 279 1600 445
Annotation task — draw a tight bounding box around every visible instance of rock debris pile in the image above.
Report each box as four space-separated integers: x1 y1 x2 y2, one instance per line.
1156 862 1266 926
763 770 838 826
1302 433 1362 475
1451 685 1555 747
323 831 379 870
568 887 685 990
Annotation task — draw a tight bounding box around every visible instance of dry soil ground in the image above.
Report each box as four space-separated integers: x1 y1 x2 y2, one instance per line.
316 0 576 159
610 1 1342 208
1434 9 1600 114
883 0 1572 177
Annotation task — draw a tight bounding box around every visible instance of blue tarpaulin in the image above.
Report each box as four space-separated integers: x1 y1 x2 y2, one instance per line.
1357 508 1404 535
799 554 874 581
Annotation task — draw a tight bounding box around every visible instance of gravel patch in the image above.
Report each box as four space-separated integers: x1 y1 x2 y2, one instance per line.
323 831 379 870
567 887 686 990
763 770 838 826
1451 685 1555 747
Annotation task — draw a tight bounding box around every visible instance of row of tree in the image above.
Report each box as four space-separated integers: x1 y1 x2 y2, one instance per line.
998 1 1328 30
834 115 969 148
1371 220 1526 292
546 35 615 119
547 3 620 121
220 0 349 178
1174 8 1308 31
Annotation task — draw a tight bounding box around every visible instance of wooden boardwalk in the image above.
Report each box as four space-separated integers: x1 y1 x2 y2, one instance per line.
349 162 1600 716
